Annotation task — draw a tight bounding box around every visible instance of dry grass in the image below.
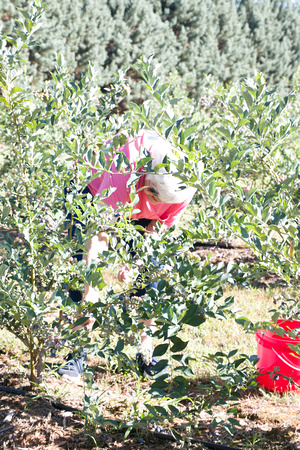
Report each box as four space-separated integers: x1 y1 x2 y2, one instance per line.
181 286 281 378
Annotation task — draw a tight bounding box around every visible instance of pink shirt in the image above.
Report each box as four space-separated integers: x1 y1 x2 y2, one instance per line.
88 131 194 228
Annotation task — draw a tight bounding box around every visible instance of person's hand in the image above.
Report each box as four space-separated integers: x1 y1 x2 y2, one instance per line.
145 219 158 233
72 314 95 331
145 220 167 234
118 266 132 283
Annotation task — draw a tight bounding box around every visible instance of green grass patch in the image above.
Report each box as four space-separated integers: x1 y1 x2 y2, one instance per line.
180 286 283 378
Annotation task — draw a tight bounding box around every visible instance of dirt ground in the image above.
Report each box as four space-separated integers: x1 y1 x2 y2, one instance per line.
1 242 299 449
192 239 256 266
1 355 300 450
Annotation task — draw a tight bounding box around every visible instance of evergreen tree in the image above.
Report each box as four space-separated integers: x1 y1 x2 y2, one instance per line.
104 0 177 72
0 0 299 95
151 0 256 93
150 0 218 91
0 0 177 89
239 0 300 92
213 0 256 85
1 0 85 82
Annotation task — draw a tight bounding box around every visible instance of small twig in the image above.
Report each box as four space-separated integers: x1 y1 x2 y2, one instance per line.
0 426 14 435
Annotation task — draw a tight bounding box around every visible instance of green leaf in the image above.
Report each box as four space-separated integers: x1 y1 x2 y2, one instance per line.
128 102 141 113
17 8 31 20
0 264 8 279
99 151 106 168
242 90 253 108
153 343 169 357
115 339 124 354
211 172 224 179
57 53 62 67
11 86 23 95
228 349 238 358
228 418 241 426
233 358 247 368
153 91 163 106
170 98 182 105
216 127 232 141
24 18 33 33
0 96 10 107
6 37 17 47
168 405 179 416
165 124 174 138
103 419 120 427
2 206 10 220
184 125 198 139
180 304 205 326
175 118 185 130
72 316 90 328
124 426 133 439
174 366 194 377
154 406 168 416
183 316 205 327
170 428 182 441
158 82 170 94
170 336 188 353
136 156 152 170
150 380 169 390
145 404 157 417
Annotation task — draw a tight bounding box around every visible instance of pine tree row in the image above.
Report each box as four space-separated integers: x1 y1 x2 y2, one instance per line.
1 0 299 95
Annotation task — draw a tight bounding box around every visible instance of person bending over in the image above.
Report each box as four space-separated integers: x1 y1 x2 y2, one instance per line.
58 129 196 381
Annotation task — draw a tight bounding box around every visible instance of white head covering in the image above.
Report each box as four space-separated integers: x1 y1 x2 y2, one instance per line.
141 130 197 204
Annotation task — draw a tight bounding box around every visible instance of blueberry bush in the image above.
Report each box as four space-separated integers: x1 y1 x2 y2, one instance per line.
0 1 300 432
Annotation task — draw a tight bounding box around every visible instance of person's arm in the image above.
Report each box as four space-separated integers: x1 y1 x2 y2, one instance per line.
82 231 109 302
72 231 109 331
74 134 139 327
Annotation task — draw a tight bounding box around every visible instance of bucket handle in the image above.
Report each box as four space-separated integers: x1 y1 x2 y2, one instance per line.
272 347 300 371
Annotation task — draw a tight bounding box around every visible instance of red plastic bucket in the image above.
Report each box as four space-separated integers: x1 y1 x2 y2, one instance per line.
256 319 300 392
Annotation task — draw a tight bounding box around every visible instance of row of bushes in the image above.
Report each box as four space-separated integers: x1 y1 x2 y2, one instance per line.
0 1 300 430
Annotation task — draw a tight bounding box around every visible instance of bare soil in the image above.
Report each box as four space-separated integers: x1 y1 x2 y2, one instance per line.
192 239 256 266
1 351 300 450
192 239 283 288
